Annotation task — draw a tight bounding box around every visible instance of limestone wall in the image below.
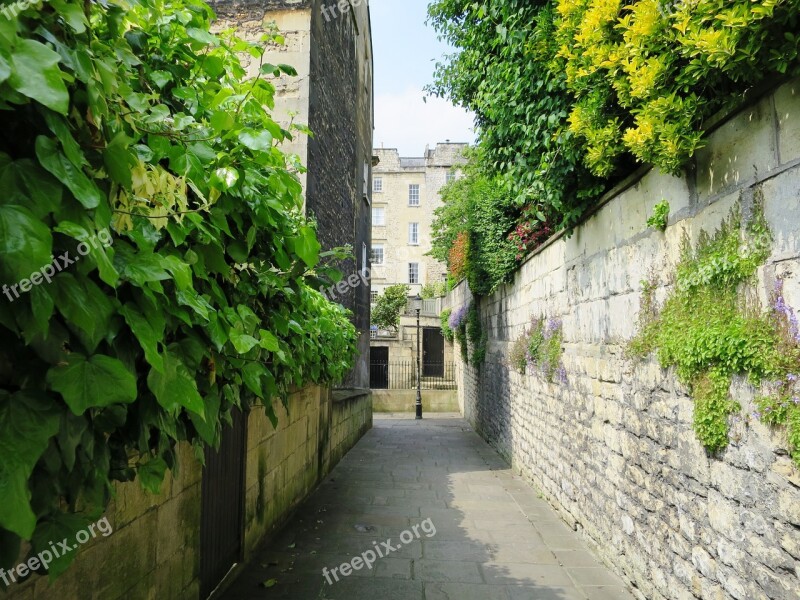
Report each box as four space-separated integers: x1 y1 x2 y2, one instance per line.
7 387 371 600
450 78 800 600
372 389 459 413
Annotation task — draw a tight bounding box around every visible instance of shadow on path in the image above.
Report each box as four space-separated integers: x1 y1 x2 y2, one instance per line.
218 415 634 600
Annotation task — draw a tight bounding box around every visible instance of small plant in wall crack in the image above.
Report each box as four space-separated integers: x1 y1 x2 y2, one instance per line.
628 198 800 465
647 200 670 232
510 316 566 383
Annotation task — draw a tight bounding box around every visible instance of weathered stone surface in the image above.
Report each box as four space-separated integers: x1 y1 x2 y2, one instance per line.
450 78 800 600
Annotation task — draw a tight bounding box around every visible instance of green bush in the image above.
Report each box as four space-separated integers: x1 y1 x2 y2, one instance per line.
0 0 356 576
427 0 800 260
372 284 410 331
430 150 519 296
647 201 670 231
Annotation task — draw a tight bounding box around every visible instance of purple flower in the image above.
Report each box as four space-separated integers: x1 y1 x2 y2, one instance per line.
557 364 568 384
788 374 798 383
546 318 562 335
449 303 469 329
773 278 800 343
752 411 762 420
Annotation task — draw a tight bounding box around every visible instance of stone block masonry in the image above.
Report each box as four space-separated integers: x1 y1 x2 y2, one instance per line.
449 77 800 600
5 386 371 599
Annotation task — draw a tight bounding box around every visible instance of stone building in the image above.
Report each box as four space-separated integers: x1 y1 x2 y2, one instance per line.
369 143 467 391
209 0 375 389
370 142 468 298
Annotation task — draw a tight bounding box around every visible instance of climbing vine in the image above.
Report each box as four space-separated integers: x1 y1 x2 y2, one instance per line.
449 303 470 364
629 200 800 463
440 308 454 342
0 0 357 577
466 302 487 366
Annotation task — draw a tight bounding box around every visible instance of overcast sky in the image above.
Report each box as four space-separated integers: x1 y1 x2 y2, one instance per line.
369 0 476 157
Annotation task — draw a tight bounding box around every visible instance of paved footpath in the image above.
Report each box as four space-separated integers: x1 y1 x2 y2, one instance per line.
220 415 635 600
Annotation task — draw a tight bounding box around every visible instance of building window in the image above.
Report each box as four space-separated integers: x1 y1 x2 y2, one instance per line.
408 223 419 245
372 206 385 226
408 184 420 206
446 170 456 184
409 263 419 284
370 329 378 339
373 177 383 193
362 242 368 278
370 290 379 303
370 245 384 265
363 160 369 197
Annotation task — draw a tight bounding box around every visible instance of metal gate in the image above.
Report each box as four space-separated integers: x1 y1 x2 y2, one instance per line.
370 347 389 389
200 407 246 598
423 328 445 377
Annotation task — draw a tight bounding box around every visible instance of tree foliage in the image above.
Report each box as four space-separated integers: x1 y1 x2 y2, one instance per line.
372 284 410 331
430 151 519 296
427 0 800 264
0 0 356 577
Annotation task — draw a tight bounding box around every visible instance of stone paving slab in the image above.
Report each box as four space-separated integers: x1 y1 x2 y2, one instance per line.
218 415 635 600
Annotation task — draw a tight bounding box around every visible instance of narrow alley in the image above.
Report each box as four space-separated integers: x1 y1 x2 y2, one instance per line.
220 416 634 600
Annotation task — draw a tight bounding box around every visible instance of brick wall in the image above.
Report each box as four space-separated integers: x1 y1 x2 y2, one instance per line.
449 78 800 600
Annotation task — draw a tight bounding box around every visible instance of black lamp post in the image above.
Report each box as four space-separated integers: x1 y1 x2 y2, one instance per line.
412 294 423 420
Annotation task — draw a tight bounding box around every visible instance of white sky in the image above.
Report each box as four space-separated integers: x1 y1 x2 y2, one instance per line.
369 0 476 157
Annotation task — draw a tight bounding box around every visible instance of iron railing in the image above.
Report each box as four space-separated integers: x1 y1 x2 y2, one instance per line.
370 361 456 390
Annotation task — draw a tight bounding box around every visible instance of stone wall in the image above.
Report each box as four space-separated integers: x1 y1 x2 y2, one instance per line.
7 387 372 600
307 0 374 388
450 78 800 600
372 389 459 413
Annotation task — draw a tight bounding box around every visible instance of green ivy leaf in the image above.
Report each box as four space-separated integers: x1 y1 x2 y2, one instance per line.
238 130 273 152
138 456 168 494
189 388 220 446
229 329 259 354
259 330 280 352
147 350 205 419
51 0 88 33
48 353 137 415
9 39 69 114
0 204 52 285
120 303 165 373
31 513 90 579
294 226 321 268
0 392 61 539
35 136 103 209
52 273 115 353
103 133 133 188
